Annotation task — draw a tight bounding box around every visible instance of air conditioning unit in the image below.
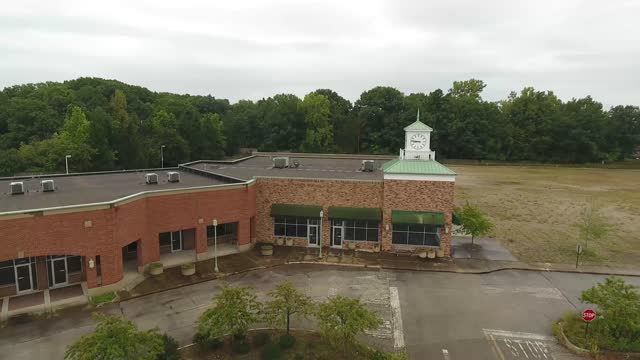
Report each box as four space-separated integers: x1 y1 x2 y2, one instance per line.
9 181 24 195
273 157 289 169
41 180 55 192
362 160 375 172
167 171 180 183
145 173 158 184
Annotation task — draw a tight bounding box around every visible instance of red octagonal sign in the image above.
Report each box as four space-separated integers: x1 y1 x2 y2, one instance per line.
582 309 596 322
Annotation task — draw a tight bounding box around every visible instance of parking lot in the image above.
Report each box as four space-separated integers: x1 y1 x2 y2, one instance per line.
1 265 638 359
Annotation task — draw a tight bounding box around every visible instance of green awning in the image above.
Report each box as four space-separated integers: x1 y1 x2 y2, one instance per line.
271 204 322 218
328 207 381 221
392 210 445 225
452 212 461 225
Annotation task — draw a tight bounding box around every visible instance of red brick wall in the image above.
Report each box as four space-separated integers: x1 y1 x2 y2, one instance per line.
382 180 455 255
255 178 384 250
0 184 256 289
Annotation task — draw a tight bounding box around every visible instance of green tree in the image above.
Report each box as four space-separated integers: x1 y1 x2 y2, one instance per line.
316 295 382 354
110 89 141 168
196 286 262 345
449 79 486 100
148 110 189 166
301 93 333 152
264 281 314 334
199 113 226 159
309 89 354 153
456 202 493 245
64 313 165 360
580 277 640 351
578 199 609 251
353 86 405 153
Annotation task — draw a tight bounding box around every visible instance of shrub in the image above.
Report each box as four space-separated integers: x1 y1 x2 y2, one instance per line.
261 343 283 360
278 334 296 349
157 334 180 360
192 332 223 351
181 263 194 270
293 353 304 360
232 339 251 354
253 332 271 347
150 262 163 269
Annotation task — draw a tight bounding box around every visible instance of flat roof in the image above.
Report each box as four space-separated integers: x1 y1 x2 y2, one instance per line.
186 154 391 181
0 170 227 213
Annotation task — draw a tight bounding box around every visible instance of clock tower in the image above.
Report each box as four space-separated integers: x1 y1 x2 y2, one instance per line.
401 110 436 160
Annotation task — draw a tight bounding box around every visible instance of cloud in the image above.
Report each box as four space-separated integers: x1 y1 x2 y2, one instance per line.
0 0 639 106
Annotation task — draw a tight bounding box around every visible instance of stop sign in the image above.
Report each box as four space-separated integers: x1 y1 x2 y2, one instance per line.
582 309 596 322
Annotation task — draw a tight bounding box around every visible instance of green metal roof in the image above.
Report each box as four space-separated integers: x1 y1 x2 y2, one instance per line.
328 207 381 221
392 210 445 225
271 204 322 217
404 120 433 131
382 159 456 176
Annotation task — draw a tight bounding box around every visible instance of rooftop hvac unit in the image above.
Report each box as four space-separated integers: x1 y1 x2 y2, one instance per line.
9 181 24 195
273 157 289 169
41 180 55 192
167 171 180 183
362 160 375 172
145 173 158 184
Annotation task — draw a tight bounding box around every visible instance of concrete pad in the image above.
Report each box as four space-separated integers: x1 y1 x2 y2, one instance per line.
49 285 83 303
8 292 44 312
451 237 518 261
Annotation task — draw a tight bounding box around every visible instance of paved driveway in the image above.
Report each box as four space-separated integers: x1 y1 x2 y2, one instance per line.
0 265 638 360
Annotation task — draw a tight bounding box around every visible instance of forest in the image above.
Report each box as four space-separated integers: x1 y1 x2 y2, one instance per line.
0 77 638 176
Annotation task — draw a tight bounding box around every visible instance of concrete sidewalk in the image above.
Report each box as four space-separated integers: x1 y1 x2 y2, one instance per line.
119 245 640 301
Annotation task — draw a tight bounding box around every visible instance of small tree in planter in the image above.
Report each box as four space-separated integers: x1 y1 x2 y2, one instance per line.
181 262 195 276
317 295 382 355
149 262 163 276
264 281 314 335
196 286 262 346
260 243 274 256
456 201 493 245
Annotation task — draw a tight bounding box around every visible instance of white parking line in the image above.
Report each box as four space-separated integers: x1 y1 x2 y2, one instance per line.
482 329 554 341
389 287 405 349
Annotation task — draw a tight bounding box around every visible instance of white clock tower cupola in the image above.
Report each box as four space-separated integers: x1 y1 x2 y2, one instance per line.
401 110 436 160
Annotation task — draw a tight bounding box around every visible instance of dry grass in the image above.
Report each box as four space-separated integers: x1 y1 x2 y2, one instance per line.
450 165 640 266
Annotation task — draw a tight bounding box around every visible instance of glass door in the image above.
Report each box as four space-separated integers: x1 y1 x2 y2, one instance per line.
332 225 343 248
51 257 68 287
307 225 319 246
171 231 182 252
15 264 33 293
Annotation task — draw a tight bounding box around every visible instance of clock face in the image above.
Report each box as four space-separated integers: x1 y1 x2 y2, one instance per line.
409 133 427 150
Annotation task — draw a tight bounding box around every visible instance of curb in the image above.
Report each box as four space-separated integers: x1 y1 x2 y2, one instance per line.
115 259 640 305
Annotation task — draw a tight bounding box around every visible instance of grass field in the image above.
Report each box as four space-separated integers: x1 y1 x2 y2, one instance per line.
450 165 640 266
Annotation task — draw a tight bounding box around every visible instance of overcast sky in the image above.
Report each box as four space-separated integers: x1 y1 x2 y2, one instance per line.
1 0 639 106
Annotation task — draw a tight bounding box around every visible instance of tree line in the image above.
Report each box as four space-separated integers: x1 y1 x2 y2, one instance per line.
0 77 638 176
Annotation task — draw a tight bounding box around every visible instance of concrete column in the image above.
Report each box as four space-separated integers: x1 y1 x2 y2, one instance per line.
321 207 330 249
36 256 49 291
138 235 160 271
381 210 393 251
100 251 124 286
237 219 251 251
84 256 98 289
195 224 208 260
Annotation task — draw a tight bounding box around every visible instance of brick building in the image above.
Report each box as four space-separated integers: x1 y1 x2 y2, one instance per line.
0 116 454 302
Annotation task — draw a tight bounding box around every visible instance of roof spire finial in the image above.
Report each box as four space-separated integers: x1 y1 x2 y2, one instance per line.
417 108 420 122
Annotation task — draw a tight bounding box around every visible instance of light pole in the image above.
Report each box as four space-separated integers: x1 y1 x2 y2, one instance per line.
65 155 71 174
319 210 323 259
213 219 219 272
161 145 166 168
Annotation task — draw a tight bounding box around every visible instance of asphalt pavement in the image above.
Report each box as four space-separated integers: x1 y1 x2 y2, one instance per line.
0 264 638 360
